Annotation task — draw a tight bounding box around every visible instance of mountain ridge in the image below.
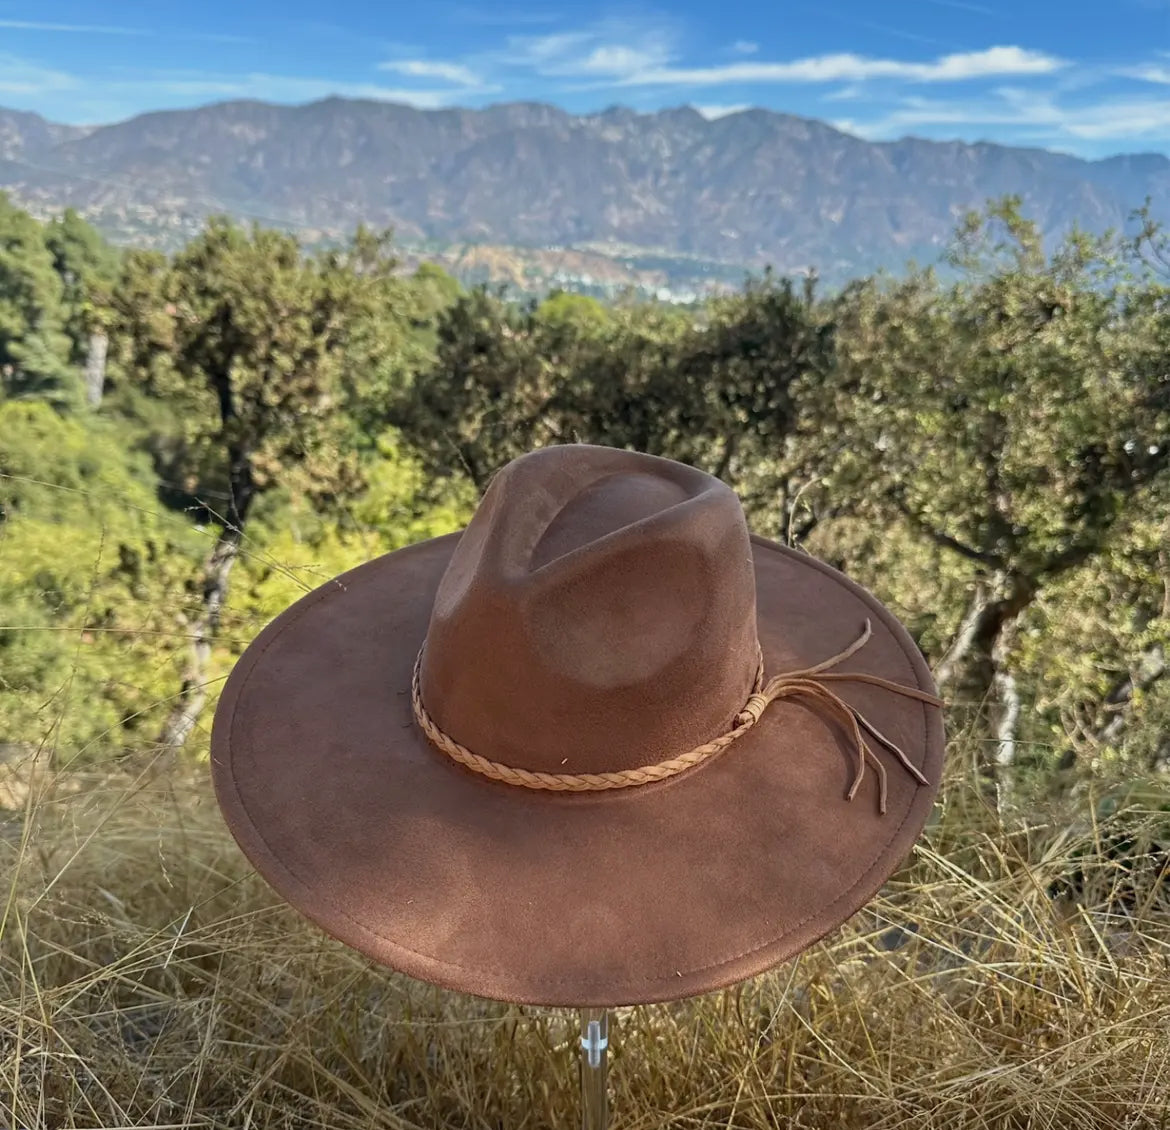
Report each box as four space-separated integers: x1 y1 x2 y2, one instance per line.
3 97 1170 284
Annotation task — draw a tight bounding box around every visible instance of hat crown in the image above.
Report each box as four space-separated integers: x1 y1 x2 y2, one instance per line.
420 445 759 777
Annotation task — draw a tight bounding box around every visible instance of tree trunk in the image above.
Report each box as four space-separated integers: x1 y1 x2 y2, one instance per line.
991 621 1022 773
158 450 254 752
933 570 1036 789
157 528 242 751
934 578 992 691
84 330 108 408
989 618 1023 805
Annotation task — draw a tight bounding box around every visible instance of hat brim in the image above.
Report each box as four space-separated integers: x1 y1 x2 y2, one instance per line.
211 532 944 1007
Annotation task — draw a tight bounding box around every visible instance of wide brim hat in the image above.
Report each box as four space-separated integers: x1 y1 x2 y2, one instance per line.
211 445 945 1007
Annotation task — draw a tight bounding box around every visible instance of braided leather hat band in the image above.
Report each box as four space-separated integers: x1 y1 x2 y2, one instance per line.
412 619 941 812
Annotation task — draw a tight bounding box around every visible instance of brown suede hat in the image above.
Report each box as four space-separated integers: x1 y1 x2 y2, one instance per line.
211 444 945 1007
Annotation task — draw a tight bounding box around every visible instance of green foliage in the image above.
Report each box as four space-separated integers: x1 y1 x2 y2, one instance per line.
0 193 75 405
109 218 421 522
535 290 609 331
410 261 463 318
43 207 121 364
797 203 1170 770
1012 502 1170 769
232 432 474 627
0 400 204 758
1 191 1168 786
394 287 561 487
0 203 470 758
397 272 830 502
811 233 1165 577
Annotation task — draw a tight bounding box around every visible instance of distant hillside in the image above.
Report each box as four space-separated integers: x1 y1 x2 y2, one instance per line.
0 108 89 161
3 97 1170 288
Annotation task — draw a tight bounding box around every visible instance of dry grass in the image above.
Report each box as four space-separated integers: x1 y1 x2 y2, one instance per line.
1 750 1168 1130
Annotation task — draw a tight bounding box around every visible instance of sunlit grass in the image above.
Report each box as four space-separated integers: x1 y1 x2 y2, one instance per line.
1 745 1167 1129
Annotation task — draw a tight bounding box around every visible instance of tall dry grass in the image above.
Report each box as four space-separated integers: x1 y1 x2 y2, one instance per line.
1 746 1168 1129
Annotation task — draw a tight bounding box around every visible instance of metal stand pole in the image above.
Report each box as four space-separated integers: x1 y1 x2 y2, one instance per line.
579 1008 609 1130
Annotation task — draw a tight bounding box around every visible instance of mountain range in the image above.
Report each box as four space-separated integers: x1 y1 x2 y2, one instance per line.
4 97 1170 290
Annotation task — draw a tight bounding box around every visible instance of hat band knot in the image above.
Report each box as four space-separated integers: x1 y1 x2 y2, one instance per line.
410 620 943 813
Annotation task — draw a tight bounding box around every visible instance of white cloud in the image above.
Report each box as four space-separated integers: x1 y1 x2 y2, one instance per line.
1120 63 1170 85
0 52 488 122
378 59 482 86
833 93 1049 138
824 85 864 101
482 22 1062 97
4 7 1152 160
500 20 676 77
502 31 594 67
617 46 1065 87
572 45 674 77
1055 99 1170 141
495 27 1063 91
0 53 77 95
832 86 1170 148
692 103 751 119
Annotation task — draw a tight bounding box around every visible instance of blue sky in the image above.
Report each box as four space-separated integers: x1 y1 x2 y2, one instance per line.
2 0 1170 157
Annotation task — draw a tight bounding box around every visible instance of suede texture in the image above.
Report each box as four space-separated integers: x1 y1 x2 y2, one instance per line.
422 447 758 774
210 444 946 1007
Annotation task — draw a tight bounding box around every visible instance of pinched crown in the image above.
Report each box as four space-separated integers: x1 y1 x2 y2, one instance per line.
417 445 760 777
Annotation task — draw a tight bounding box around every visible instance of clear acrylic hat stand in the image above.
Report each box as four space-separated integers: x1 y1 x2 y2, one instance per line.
578 1008 610 1130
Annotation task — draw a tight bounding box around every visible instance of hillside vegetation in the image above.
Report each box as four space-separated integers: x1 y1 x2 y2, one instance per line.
1 191 1169 1126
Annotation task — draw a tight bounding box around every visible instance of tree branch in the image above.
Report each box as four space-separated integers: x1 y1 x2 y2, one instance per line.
1038 535 1107 580
934 580 992 690
1094 645 1167 746
894 498 1003 568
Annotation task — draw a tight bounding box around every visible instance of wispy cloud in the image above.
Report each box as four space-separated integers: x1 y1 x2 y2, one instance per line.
800 3 957 50
490 25 1063 90
0 19 254 44
0 19 150 36
824 85 864 101
570 45 677 77
0 52 77 95
1 4 1159 161
615 46 1065 87
500 31 592 67
379 59 483 86
1119 63 1170 84
833 85 1170 148
501 20 677 78
998 87 1170 141
0 55 480 121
